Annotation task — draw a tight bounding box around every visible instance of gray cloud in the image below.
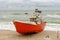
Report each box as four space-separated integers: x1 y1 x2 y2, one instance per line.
0 0 60 10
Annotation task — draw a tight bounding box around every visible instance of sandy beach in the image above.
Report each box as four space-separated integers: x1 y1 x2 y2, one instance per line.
0 30 60 40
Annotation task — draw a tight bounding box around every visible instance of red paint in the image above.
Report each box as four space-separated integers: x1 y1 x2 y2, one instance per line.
13 21 46 34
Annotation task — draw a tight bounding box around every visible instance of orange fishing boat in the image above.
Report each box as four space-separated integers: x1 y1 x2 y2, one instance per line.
13 21 46 34
13 9 46 34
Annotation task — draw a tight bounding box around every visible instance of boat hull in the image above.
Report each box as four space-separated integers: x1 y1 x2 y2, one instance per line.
13 21 46 34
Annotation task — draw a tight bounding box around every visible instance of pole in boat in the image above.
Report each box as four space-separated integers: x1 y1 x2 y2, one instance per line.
30 9 43 24
35 9 43 24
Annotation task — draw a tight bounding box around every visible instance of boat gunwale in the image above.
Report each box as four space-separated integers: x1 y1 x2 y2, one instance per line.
13 20 46 26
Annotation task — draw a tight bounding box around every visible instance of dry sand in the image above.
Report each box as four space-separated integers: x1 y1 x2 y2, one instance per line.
0 30 60 40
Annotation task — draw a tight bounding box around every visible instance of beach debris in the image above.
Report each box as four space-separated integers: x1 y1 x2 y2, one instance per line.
43 35 52 40
45 35 49 38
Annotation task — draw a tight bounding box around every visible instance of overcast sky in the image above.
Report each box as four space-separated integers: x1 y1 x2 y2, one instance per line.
0 0 59 3
0 0 60 10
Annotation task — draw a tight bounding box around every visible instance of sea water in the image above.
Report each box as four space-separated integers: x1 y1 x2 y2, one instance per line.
0 22 60 31
0 10 60 31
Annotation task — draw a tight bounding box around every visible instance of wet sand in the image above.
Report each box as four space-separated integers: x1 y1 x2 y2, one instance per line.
0 30 60 40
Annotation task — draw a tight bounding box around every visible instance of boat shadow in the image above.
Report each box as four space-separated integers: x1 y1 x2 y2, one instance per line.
22 32 38 36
